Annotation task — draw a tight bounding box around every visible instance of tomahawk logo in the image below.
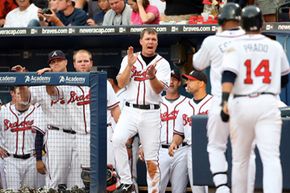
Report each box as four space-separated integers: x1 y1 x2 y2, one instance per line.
51 51 58 57
59 76 65 83
25 76 31 83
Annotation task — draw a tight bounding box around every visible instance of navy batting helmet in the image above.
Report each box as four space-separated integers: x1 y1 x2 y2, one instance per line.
218 3 241 26
241 5 263 32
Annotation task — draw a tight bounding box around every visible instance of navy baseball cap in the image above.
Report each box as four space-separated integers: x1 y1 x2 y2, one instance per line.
171 69 181 81
182 70 207 84
48 50 66 64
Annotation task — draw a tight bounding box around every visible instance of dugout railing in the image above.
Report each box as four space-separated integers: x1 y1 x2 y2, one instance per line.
0 72 107 193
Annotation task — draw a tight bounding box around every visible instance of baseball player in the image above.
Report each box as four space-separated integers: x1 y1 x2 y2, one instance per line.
69 49 121 170
159 69 190 193
192 3 255 193
220 6 290 193
12 50 83 189
108 70 140 193
45 49 121 187
0 86 47 191
169 70 212 193
112 28 171 193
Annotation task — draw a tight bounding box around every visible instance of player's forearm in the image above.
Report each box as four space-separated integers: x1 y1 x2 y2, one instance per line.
117 66 132 88
172 134 183 146
46 85 58 97
222 82 233 94
35 131 44 161
149 77 164 94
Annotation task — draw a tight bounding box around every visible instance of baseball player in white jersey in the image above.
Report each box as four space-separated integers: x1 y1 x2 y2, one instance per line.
192 3 255 193
0 91 16 190
108 71 141 193
112 28 171 193
68 50 120 170
12 50 83 189
159 69 190 193
44 49 121 184
0 86 47 191
169 70 212 193
220 6 290 193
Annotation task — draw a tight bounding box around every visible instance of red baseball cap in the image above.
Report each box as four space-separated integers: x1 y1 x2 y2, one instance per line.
182 70 207 84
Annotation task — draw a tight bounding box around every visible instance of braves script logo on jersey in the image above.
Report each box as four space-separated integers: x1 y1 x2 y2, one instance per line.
160 110 179 121
4 119 36 132
198 110 208 115
51 98 66 106
131 66 148 81
182 114 192 126
67 91 90 106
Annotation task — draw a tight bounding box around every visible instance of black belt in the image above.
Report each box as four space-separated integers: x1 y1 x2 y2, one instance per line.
7 153 32 160
161 142 188 149
125 102 160 110
48 125 76 134
234 92 276 98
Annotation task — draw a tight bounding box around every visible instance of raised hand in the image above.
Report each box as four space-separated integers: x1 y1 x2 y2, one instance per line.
146 63 157 80
127 46 137 67
11 65 26 72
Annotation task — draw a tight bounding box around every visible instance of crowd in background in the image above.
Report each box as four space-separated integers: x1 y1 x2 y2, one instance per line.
0 0 289 28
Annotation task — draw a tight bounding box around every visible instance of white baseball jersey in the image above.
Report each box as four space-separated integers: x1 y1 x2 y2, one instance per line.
116 88 127 111
174 94 213 145
222 34 290 193
119 52 171 104
160 95 190 145
193 29 245 97
29 85 83 188
159 95 190 193
106 82 120 126
0 104 46 155
61 81 119 134
113 52 171 192
222 34 290 95
29 86 71 129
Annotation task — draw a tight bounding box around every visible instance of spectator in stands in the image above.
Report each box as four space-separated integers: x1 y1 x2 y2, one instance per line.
87 0 111 26
0 0 17 27
37 0 59 26
48 0 59 12
128 0 160 25
38 0 87 26
161 0 204 23
102 0 132 26
149 0 165 15
4 0 39 27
